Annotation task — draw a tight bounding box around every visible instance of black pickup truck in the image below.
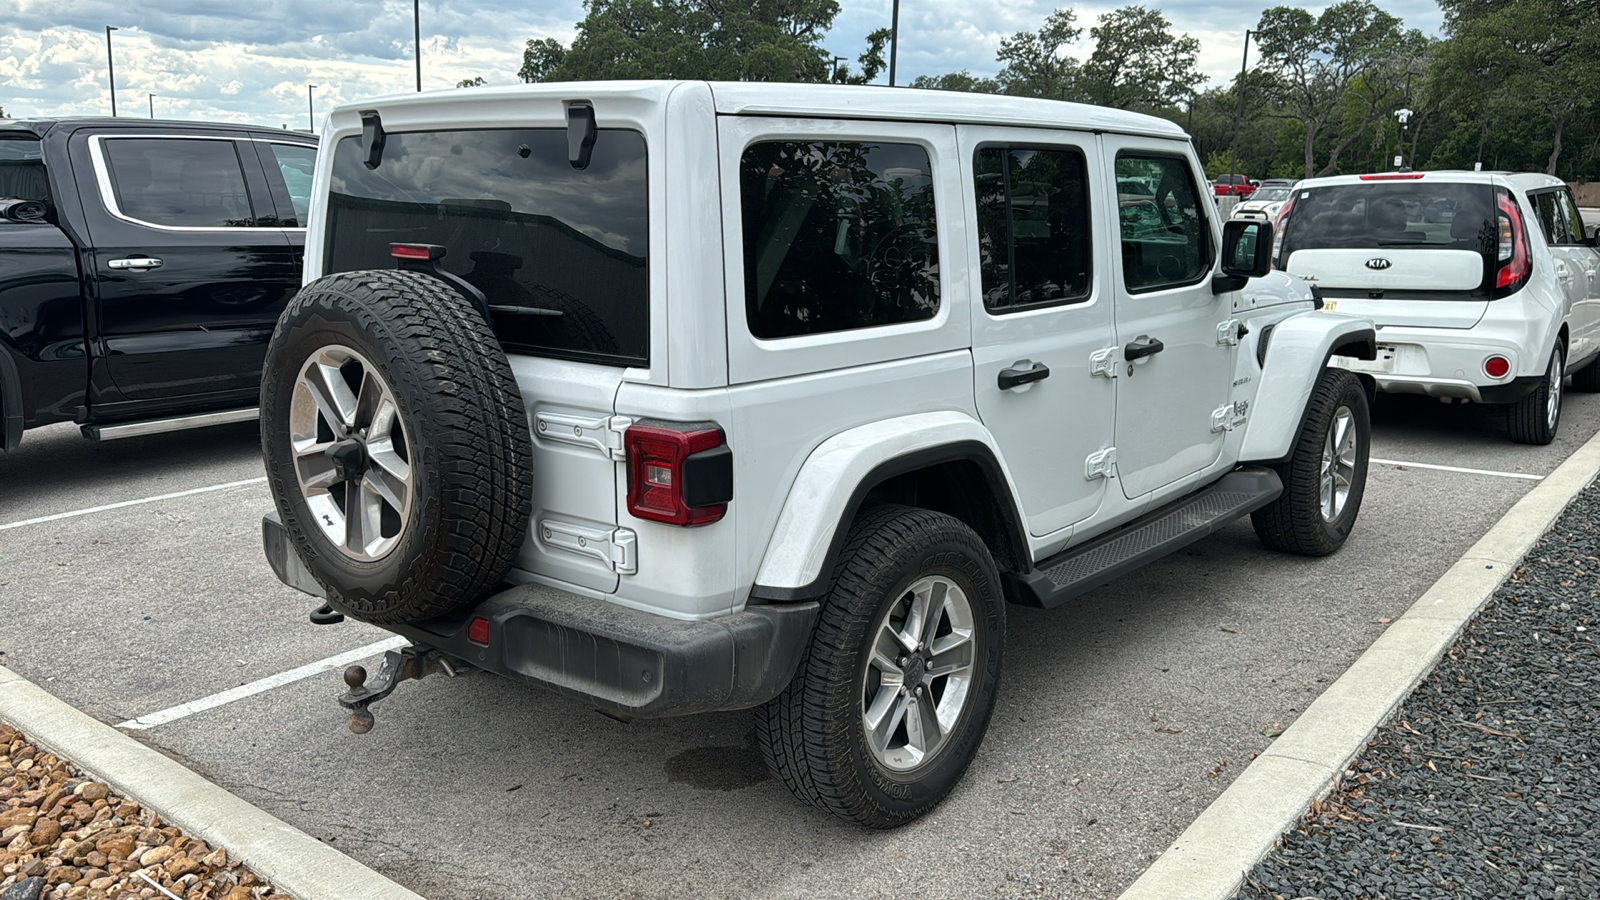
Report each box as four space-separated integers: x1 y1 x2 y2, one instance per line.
0 117 316 450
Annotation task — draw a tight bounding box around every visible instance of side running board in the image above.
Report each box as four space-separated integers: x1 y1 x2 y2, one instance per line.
82 407 258 441
1005 466 1283 610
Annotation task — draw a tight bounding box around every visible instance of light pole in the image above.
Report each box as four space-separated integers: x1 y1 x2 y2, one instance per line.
1394 108 1413 171
1227 29 1254 182
148 93 154 118
413 0 422 91
105 26 119 117
888 0 900 87
308 85 317 132
832 55 848 83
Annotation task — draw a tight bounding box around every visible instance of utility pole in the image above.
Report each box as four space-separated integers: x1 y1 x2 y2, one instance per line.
1227 29 1254 181
148 93 154 118
308 85 318 132
413 0 422 91
105 26 119 117
832 56 848 83
888 0 900 87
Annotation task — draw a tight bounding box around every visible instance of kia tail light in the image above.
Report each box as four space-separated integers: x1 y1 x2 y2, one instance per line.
1494 189 1530 293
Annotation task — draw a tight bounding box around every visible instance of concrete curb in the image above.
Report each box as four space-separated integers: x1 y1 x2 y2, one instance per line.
1118 426 1600 900
0 666 427 900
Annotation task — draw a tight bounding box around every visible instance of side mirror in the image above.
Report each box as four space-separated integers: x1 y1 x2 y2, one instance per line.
1222 219 1274 278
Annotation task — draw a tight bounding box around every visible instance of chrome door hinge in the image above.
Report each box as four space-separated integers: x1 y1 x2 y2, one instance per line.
534 412 633 460
539 519 638 575
1084 447 1117 480
1210 400 1248 433
1089 347 1121 378
1217 319 1244 347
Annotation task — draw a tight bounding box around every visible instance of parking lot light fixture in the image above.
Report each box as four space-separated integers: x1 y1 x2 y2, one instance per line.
413 0 422 91
309 85 318 132
148 92 154 119
1228 29 1254 182
105 26 119 117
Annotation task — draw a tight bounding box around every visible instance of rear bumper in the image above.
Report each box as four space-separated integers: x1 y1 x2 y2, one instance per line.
263 512 817 718
1330 328 1542 403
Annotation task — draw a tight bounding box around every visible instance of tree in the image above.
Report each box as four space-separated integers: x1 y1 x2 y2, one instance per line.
519 37 567 83
528 0 863 84
1079 6 1204 110
1430 0 1600 174
456 76 487 88
907 71 1000 94
994 9 1082 100
1253 0 1422 177
834 27 891 85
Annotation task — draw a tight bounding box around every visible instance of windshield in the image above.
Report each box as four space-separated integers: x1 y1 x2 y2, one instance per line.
325 128 648 367
1250 187 1292 202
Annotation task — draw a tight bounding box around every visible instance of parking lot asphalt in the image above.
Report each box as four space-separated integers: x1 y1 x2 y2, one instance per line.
4 392 1600 900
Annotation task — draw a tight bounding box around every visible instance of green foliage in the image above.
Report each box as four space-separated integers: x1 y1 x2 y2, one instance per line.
519 37 567 83
994 9 1082 100
456 76 487 88
907 71 1000 94
1079 6 1204 110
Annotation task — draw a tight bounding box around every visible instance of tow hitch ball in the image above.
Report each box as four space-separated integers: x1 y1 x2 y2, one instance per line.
338 645 467 734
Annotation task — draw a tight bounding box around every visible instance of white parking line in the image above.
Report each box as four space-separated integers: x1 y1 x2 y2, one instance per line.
1370 458 1544 481
0 476 268 532
117 636 408 730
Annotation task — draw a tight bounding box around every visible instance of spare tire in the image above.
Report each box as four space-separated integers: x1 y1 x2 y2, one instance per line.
260 269 533 625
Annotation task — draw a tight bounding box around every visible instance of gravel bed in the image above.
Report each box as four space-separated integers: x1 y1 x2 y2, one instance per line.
0 724 287 900
1235 480 1600 899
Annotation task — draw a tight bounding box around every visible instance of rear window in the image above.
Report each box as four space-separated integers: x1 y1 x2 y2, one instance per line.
0 138 48 205
325 128 648 367
1280 182 1496 257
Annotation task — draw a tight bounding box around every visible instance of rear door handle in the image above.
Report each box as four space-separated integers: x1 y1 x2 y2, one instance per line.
108 257 163 271
1124 336 1165 361
997 362 1051 390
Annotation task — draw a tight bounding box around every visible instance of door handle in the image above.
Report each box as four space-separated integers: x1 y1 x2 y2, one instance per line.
108 257 163 270
997 362 1051 390
1124 336 1165 361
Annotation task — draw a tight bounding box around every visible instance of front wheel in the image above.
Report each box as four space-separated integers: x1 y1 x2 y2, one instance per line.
1506 345 1563 445
1252 368 1370 556
755 505 1004 828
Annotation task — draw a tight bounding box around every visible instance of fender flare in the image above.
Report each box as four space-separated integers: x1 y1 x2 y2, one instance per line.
750 411 1029 602
1239 312 1376 464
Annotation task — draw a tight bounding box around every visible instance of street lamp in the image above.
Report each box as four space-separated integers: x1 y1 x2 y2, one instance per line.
148 93 154 119
832 55 848 83
888 0 901 86
1394 108 1414 171
1227 29 1255 183
413 0 422 91
105 26 119 117
308 85 318 132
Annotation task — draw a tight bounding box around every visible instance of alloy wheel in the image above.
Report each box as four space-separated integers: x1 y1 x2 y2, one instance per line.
860 575 977 773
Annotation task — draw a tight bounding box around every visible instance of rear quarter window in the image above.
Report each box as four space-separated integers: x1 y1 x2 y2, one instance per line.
324 128 649 367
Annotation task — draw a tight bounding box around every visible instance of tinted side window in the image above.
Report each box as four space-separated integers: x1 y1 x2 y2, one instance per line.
265 143 316 226
1532 191 1567 245
975 146 1092 312
103 138 254 227
1115 155 1207 291
740 140 938 339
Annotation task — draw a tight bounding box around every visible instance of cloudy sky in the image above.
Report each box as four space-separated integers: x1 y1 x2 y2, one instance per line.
0 0 1446 129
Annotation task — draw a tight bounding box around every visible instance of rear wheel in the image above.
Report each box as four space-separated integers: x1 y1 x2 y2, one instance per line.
1506 345 1562 445
755 505 1004 827
1252 368 1370 556
261 270 533 625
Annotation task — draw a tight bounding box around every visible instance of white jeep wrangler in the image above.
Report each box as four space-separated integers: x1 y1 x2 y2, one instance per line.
259 82 1377 827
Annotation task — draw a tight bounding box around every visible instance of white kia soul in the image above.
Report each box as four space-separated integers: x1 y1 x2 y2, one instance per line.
1277 171 1600 443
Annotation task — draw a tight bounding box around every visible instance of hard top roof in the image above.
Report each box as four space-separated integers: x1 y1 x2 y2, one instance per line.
325 80 1189 140
0 117 314 139
1292 170 1565 190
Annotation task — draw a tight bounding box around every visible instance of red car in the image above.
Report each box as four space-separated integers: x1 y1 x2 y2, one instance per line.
1213 174 1257 198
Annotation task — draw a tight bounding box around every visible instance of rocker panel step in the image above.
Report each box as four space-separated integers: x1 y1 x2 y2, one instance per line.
1006 466 1283 610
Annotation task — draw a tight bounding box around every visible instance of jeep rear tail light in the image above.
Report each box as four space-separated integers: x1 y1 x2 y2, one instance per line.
625 423 732 526
1494 190 1530 291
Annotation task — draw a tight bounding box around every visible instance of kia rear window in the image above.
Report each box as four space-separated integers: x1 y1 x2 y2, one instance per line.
325 128 648 367
1280 182 1496 257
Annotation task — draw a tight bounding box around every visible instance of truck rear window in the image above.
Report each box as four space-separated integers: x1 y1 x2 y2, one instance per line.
325 128 649 367
1281 182 1495 258
0 138 49 205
